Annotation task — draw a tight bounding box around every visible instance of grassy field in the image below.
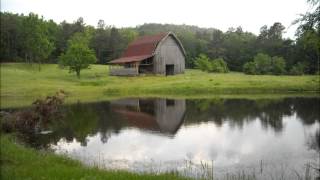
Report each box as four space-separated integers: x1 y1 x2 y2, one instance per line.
0 134 190 180
1 63 319 108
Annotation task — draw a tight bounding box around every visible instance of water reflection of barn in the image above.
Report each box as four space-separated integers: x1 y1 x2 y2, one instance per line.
111 98 186 135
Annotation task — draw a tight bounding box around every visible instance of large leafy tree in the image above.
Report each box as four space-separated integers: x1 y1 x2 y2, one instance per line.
59 32 97 78
293 0 320 73
21 13 55 70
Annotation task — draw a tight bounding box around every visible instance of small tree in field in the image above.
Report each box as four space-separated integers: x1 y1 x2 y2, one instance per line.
195 54 211 72
59 32 97 78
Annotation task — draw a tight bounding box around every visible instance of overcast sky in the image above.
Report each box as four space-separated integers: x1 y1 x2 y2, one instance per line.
1 0 312 38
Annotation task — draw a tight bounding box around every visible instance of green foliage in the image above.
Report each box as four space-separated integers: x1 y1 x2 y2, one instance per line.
243 53 287 75
290 62 307 75
195 54 229 73
195 54 212 72
211 58 229 73
243 61 257 75
59 32 97 78
272 56 286 75
253 53 272 74
293 0 320 74
21 13 55 69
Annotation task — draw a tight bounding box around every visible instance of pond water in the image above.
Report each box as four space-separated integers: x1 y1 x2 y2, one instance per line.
23 97 320 179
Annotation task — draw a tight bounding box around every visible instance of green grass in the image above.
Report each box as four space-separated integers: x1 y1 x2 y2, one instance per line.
0 134 190 180
1 63 319 108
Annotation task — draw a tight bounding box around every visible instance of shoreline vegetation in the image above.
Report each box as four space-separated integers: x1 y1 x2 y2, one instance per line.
1 63 319 109
0 134 190 180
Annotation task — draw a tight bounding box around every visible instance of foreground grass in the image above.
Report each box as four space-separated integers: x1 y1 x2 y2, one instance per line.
1 63 319 108
0 134 190 180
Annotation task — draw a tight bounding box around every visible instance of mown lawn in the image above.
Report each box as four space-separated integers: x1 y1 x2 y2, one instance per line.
1 63 319 108
0 134 190 180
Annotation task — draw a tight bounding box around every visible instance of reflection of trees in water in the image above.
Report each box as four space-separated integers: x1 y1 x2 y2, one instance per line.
25 97 319 148
307 128 320 152
185 98 319 133
26 101 128 148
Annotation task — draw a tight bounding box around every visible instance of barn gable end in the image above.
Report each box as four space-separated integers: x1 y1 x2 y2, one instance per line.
154 34 185 74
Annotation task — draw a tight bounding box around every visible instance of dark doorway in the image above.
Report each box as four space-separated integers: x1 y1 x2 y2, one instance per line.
166 65 174 75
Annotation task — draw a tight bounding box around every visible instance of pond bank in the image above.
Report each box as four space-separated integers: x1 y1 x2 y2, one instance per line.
0 134 190 180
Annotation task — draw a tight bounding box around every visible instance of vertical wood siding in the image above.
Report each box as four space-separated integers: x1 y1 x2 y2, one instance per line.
154 35 185 75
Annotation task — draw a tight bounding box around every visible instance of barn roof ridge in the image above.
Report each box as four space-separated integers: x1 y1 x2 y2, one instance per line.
109 32 185 64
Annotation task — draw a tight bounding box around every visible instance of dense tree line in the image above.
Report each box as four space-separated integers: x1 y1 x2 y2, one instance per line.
1 1 319 74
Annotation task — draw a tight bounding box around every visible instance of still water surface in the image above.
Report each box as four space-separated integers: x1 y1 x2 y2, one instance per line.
27 97 320 179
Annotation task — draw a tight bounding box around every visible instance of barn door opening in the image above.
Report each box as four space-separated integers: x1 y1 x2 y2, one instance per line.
166 65 174 76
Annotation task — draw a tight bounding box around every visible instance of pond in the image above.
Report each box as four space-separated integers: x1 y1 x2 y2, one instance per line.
22 97 320 179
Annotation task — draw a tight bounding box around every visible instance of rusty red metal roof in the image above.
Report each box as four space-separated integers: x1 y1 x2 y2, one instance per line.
108 55 154 64
109 32 168 64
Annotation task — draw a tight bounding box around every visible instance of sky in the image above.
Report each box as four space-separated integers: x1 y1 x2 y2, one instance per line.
1 0 312 39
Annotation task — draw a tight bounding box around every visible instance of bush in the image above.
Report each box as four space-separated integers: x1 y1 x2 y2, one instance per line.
195 54 211 72
272 56 286 75
1 91 66 134
253 53 272 74
290 62 306 75
243 61 257 74
243 53 287 75
211 58 229 73
195 54 229 73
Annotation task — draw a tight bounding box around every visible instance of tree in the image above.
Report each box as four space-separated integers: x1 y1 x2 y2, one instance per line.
55 17 86 58
253 53 272 74
195 54 211 72
290 62 307 75
21 13 54 70
272 56 286 75
243 61 257 75
0 12 23 61
211 58 229 73
195 54 229 73
59 32 97 78
90 20 110 64
293 0 320 74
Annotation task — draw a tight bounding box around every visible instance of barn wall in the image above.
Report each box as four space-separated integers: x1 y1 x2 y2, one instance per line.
154 35 185 75
155 99 186 134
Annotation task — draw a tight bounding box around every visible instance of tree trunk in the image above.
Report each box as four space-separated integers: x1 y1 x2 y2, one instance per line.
38 61 41 71
76 69 80 79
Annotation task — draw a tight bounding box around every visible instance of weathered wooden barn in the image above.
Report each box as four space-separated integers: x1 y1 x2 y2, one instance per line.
108 32 186 76
111 98 186 135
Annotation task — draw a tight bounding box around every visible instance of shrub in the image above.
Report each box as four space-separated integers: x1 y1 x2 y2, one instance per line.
195 54 211 72
211 58 229 73
195 54 229 73
290 62 306 75
243 61 257 75
243 53 287 75
253 53 272 74
1 91 66 134
272 56 286 75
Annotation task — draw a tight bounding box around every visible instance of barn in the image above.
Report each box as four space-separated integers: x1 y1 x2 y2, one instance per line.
108 32 186 76
111 98 186 135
